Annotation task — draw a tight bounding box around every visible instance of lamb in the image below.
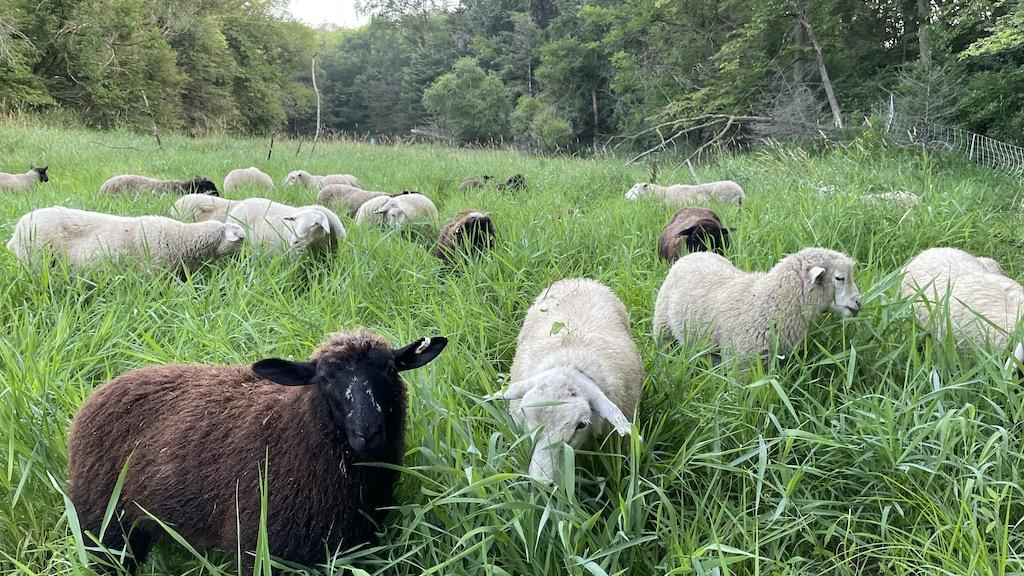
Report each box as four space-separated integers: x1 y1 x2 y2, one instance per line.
223 167 273 192
224 197 345 253
66 329 448 573
6 206 245 274
459 175 492 192
355 193 438 227
901 247 1024 366
433 210 495 263
316 184 386 217
657 207 730 261
497 173 527 192
626 180 745 206
283 169 359 189
100 175 219 196
172 193 234 222
653 248 861 360
0 165 48 192
486 278 643 482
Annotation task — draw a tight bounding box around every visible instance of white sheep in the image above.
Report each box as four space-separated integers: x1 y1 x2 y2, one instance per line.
653 248 861 360
223 167 273 192
901 247 1023 366
355 193 438 227
283 170 359 189
172 194 235 222
6 206 245 274
315 184 386 217
224 198 345 253
486 278 643 482
865 190 920 207
625 180 745 206
0 165 48 192
99 175 219 196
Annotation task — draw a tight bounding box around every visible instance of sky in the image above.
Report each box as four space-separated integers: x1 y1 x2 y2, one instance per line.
287 0 370 28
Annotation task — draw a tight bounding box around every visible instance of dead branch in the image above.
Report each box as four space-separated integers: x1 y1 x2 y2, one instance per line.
626 115 766 165
311 50 322 154
686 115 736 163
89 140 141 151
798 16 842 129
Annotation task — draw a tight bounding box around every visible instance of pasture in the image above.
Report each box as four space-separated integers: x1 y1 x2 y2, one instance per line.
2 122 1023 575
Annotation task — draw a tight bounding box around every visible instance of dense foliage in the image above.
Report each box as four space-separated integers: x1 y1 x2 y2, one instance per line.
0 0 1022 144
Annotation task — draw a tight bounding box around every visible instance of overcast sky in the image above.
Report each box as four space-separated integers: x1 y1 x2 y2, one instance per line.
287 0 370 28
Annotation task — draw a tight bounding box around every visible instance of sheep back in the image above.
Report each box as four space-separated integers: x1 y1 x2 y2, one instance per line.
657 207 729 261
316 184 386 217
433 210 494 262
223 167 273 191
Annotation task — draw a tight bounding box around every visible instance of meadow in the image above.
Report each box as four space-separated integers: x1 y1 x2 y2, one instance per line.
2 121 1023 575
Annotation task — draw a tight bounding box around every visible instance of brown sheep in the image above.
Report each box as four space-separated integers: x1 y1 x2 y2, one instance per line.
66 329 448 573
657 207 730 262
497 174 526 192
433 210 495 263
316 184 387 217
459 175 492 192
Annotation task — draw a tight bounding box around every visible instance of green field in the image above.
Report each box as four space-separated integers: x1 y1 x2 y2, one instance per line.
2 122 1024 575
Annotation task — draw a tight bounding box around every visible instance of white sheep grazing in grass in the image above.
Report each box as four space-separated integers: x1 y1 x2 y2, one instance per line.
901 247 1024 367
625 180 745 206
316 184 386 217
486 278 643 483
6 206 245 273
283 170 358 189
0 165 48 192
223 167 273 192
225 198 345 253
172 194 235 222
355 193 438 227
653 248 861 361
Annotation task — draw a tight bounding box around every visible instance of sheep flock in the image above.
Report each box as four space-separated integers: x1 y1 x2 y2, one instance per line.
3 147 1020 575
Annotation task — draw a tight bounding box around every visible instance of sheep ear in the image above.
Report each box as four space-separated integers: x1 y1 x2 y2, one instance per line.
676 226 697 238
317 213 330 233
720 227 731 237
572 373 631 436
808 266 826 285
224 225 244 242
393 336 448 371
252 359 317 386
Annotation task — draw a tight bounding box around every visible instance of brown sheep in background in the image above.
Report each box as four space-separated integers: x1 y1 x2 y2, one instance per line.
459 175 492 192
66 329 448 574
434 210 495 263
496 174 526 192
316 184 387 217
657 207 730 261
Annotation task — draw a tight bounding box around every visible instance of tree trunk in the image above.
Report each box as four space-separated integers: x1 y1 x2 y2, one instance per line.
793 18 806 85
591 76 599 141
311 50 322 153
799 17 843 129
917 0 931 64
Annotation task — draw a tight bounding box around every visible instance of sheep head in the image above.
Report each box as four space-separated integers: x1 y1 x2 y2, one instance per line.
31 165 49 182
796 248 861 318
215 222 246 255
625 183 649 200
282 209 331 250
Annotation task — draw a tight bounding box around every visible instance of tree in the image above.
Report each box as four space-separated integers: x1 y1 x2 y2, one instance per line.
423 57 510 142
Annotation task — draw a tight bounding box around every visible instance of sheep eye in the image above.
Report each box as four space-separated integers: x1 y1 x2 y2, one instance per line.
835 276 845 282
575 421 588 430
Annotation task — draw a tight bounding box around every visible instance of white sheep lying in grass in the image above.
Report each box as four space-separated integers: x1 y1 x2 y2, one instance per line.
172 194 235 222
901 247 1024 366
355 193 437 227
223 198 345 253
625 181 745 206
223 167 273 191
653 248 861 360
283 170 358 189
6 206 245 274
0 165 48 192
486 278 643 483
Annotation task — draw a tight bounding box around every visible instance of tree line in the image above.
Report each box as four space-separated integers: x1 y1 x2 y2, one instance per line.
1 0 1021 150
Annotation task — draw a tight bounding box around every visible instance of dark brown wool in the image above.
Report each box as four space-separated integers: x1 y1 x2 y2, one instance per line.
66 330 441 573
458 175 492 192
433 210 495 263
174 176 218 196
496 174 526 192
657 207 730 262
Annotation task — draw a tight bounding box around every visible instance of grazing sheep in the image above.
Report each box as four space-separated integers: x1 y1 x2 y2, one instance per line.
7 206 244 274
433 210 495 263
486 278 642 482
901 247 1024 366
653 248 861 360
657 207 730 261
355 193 438 227
626 181 745 206
316 184 387 217
283 170 358 189
459 175 492 192
223 167 273 192
100 175 219 196
172 194 234 222
225 198 345 253
497 174 527 192
0 165 48 192
66 329 448 573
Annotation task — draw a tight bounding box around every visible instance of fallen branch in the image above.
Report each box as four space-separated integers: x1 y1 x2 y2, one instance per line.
310 50 322 154
88 140 141 151
686 115 736 163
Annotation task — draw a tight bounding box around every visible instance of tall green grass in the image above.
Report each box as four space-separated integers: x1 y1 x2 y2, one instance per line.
1 124 1023 574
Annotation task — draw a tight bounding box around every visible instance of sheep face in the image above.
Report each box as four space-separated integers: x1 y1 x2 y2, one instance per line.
625 183 649 200
492 367 630 483
252 336 448 457
282 210 330 250
31 165 49 182
217 223 246 255
283 170 308 187
374 201 407 226
186 177 219 196
807 260 861 317
682 225 729 255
